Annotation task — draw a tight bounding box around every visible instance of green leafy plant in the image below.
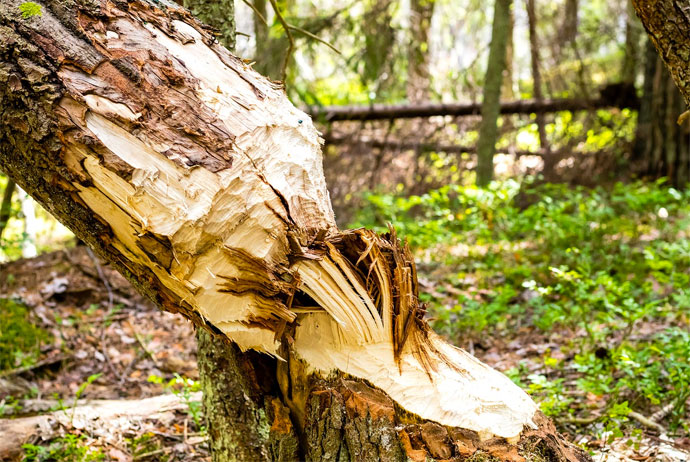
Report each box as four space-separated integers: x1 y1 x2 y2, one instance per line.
148 373 205 433
18 2 42 19
22 434 104 462
70 373 102 424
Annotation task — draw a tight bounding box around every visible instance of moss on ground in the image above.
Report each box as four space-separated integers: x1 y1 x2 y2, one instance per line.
0 297 51 371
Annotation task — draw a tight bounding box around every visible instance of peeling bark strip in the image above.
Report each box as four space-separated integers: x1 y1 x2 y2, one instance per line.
0 1 589 459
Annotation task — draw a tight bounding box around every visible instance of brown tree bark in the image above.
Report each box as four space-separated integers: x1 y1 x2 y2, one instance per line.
407 0 435 103
632 0 690 105
526 0 550 163
476 0 512 186
622 0 642 84
0 1 589 460
0 179 15 240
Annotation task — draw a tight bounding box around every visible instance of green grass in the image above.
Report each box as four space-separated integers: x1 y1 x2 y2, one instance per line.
352 178 690 436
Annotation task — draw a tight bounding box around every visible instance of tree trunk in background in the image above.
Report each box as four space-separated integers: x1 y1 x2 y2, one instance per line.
476 0 512 186
561 0 578 46
182 0 235 51
632 39 690 186
407 0 435 103
622 0 642 84
0 1 590 460
0 179 15 241
253 0 290 81
503 7 515 101
526 0 551 174
16 187 37 258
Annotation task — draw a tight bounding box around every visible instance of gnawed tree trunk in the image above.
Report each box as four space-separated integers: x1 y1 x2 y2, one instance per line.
0 1 589 460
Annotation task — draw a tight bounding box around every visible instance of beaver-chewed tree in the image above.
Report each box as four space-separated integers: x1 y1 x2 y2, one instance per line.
0 1 590 460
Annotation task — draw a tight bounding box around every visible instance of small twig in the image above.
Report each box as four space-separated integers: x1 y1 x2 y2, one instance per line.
0 354 69 379
187 436 208 446
125 320 162 369
564 407 667 434
88 312 130 324
118 350 144 385
628 410 666 434
239 0 267 25
133 448 168 460
564 414 600 425
149 431 205 441
650 403 674 423
84 247 114 311
286 24 340 54
240 0 339 55
268 0 294 83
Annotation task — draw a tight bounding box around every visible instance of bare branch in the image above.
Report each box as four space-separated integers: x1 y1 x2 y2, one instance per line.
268 0 294 83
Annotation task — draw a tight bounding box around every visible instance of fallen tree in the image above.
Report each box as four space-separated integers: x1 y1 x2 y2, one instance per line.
305 86 640 122
0 1 589 460
0 392 202 459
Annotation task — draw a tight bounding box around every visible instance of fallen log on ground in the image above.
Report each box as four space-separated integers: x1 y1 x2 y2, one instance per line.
322 133 572 157
0 0 589 460
0 392 201 459
306 92 639 122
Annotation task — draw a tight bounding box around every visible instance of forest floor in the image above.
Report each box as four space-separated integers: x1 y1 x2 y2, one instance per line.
0 180 689 461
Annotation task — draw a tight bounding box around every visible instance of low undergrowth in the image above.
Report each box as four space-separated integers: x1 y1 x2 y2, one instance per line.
352 178 690 442
0 298 51 372
22 434 104 462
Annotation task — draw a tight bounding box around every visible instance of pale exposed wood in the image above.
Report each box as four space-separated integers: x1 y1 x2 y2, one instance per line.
292 230 537 440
